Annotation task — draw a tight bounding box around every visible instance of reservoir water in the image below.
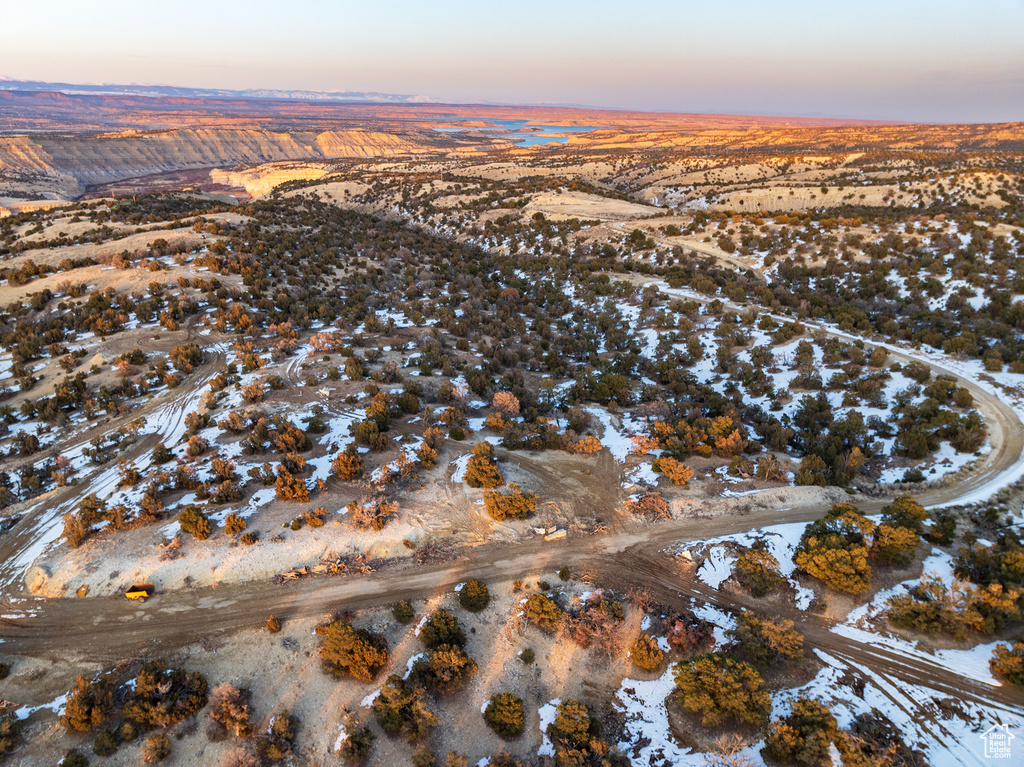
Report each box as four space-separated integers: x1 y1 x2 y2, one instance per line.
431 118 598 146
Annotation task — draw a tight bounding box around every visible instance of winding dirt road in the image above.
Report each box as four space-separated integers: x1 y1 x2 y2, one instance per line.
627 273 1024 510
1 297 1022 731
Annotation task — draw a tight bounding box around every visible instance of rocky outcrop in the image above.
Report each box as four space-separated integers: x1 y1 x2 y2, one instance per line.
209 164 330 198
25 565 60 596
0 197 74 218
0 128 443 196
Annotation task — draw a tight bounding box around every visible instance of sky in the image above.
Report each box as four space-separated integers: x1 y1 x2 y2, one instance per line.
1 0 1022 122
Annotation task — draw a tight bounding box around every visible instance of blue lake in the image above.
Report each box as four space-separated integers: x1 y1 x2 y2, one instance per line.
431 118 598 146
516 135 570 147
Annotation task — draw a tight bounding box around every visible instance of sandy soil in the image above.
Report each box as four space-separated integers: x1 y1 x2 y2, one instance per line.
6 533 1023 766
1 227 220 271
289 179 370 205
30 428 811 599
522 191 660 222
710 176 1007 214
3 572 666 767
0 260 239 308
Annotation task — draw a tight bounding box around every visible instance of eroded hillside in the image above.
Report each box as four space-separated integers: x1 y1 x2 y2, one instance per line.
0 128 502 197
3 93 1022 203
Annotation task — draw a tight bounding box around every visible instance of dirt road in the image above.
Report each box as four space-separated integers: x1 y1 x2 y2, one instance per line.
625 273 1024 510
3 527 1023 718
607 221 761 275
0 340 228 591
614 551 1024 711
0 294 1021 723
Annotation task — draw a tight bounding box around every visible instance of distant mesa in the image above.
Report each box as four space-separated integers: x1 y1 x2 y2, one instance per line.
1 80 1022 201
0 78 437 105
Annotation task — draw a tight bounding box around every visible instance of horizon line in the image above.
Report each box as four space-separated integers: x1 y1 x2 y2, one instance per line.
0 76 937 127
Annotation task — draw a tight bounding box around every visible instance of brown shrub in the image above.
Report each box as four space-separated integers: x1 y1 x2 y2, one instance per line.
564 594 625 652
630 633 665 671
186 435 209 457
422 426 446 450
464 443 504 489
275 466 309 502
485 413 513 432
332 446 364 481
626 493 671 520
60 675 111 732
491 392 520 417
208 684 253 739
630 435 660 455
240 382 266 403
350 496 398 532
666 613 716 655
571 436 603 454
224 513 247 535
658 457 694 487
483 483 537 521
416 443 439 468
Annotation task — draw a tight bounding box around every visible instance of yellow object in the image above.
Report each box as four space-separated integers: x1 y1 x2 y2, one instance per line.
124 583 154 601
